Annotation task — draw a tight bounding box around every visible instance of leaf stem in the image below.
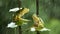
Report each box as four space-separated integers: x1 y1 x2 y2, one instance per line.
36 0 40 34
18 26 22 34
36 31 40 34
36 0 39 16
18 0 21 9
17 0 22 34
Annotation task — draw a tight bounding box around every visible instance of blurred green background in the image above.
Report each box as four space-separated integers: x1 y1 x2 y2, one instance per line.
0 0 60 34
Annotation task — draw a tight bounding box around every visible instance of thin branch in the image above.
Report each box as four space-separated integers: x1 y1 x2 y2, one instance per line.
17 0 21 9
36 0 40 34
36 0 39 16
36 31 40 34
17 0 22 34
18 26 22 34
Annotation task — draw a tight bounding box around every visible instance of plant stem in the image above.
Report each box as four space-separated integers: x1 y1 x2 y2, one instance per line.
36 0 39 16
18 26 22 34
17 0 22 34
18 0 21 9
15 28 16 34
36 0 40 34
36 31 40 34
